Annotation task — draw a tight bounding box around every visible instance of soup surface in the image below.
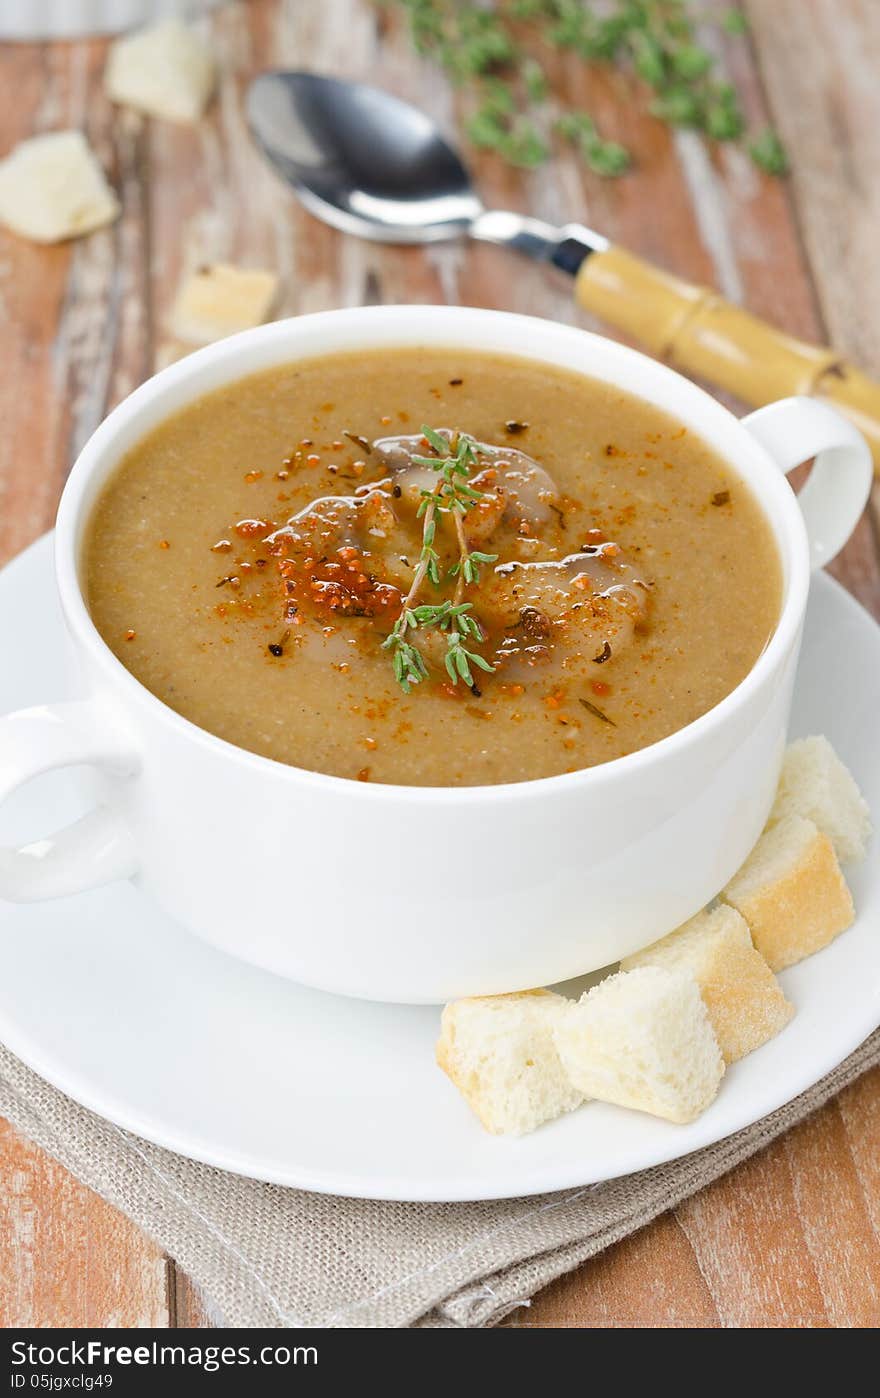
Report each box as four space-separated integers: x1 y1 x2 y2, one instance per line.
86 349 782 786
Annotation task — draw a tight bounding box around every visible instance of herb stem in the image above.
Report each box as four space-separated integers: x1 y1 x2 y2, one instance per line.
452 506 469 606
382 426 498 693
402 493 440 613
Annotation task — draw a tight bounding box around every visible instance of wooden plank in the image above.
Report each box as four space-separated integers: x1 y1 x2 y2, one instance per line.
0 1119 169 1328
745 0 880 612
502 1212 721 1327
169 1273 219 1329
0 40 73 567
746 0 880 373
733 4 880 1325
677 1124 835 1328
0 37 171 1328
837 1068 880 1238
511 1074 880 1328
781 1087 880 1326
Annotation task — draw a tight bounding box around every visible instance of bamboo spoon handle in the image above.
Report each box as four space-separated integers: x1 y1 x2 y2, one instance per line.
575 245 880 473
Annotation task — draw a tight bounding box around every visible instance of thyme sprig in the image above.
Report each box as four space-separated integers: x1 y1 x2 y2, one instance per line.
381 426 498 693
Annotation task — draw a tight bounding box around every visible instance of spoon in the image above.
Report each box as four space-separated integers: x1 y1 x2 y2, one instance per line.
246 70 599 270
247 70 880 468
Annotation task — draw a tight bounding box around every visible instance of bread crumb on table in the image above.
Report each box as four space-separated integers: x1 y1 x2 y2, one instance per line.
0 131 119 245
170 264 280 346
105 19 216 125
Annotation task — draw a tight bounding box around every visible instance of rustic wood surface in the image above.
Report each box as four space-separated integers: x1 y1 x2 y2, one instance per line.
0 0 878 1329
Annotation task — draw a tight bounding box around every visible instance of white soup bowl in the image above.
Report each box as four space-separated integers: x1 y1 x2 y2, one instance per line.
0 306 871 1002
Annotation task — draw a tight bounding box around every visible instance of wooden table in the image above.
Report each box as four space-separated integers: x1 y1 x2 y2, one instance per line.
1 0 879 1329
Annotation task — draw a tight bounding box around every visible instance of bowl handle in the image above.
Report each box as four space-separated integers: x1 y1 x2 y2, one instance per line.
741 396 872 570
0 701 138 901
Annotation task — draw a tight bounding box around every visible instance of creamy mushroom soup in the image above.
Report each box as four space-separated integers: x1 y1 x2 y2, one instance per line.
85 349 782 785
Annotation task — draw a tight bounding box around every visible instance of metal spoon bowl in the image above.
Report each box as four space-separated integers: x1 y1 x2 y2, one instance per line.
247 71 482 243
247 70 603 266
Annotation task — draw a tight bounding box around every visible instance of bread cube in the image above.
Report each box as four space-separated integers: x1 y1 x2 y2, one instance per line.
169 263 279 345
769 735 871 864
105 19 216 124
436 990 584 1136
621 905 793 1063
553 967 724 1124
723 815 854 971
0 131 119 244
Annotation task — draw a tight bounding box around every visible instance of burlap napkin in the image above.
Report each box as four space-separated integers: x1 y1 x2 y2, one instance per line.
1 1034 877 1328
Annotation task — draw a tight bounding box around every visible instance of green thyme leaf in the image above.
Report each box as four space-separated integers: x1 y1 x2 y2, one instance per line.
749 127 789 176
650 86 703 127
584 139 631 176
722 10 749 36
672 44 713 81
421 424 449 455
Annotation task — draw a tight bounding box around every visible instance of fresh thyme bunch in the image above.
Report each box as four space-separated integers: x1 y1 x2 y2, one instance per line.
381 1 788 178
382 427 498 693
